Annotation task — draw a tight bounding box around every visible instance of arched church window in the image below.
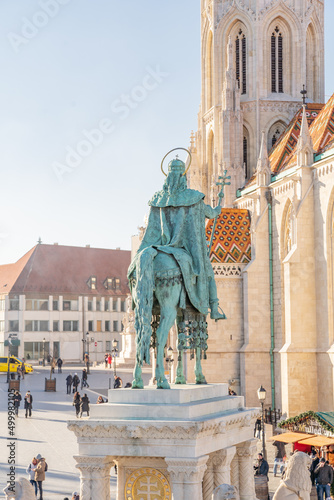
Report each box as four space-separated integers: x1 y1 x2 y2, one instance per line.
271 27 283 93
243 136 248 178
284 203 292 256
235 29 247 95
268 121 287 152
272 129 281 147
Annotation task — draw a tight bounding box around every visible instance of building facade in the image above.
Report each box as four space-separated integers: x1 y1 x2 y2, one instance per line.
0 244 130 363
185 0 334 417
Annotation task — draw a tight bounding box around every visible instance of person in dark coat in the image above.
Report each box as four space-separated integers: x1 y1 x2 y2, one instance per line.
81 368 89 389
57 357 63 373
73 392 81 418
310 451 320 486
13 390 22 416
80 393 90 418
24 391 33 418
315 458 333 500
72 373 80 393
254 453 269 477
272 440 286 476
66 374 73 394
113 375 122 389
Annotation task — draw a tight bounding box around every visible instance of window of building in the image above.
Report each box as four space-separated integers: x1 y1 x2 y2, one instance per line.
112 299 118 312
97 320 102 332
243 136 248 178
104 277 121 290
63 320 78 332
88 300 93 311
9 296 19 311
53 300 58 311
88 320 93 331
106 340 111 351
24 341 50 360
0 299 5 311
113 320 118 332
235 29 247 95
271 27 283 93
63 299 78 311
26 299 48 311
9 320 19 332
0 320 4 332
105 320 110 332
87 276 97 290
104 299 110 312
121 299 126 312
53 321 59 332
96 300 101 311
24 320 49 332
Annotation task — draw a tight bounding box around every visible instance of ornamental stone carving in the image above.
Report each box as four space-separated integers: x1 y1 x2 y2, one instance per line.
74 456 114 500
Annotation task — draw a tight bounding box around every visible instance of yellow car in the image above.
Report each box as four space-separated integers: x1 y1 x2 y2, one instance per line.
0 356 33 374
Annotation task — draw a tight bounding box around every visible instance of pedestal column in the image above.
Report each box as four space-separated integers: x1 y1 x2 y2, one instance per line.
74 455 114 500
212 446 236 487
166 456 208 500
236 440 257 500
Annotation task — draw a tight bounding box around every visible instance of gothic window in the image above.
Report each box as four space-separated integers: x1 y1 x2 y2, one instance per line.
243 136 248 178
235 29 247 94
268 121 287 152
206 31 213 110
284 203 293 257
271 27 283 93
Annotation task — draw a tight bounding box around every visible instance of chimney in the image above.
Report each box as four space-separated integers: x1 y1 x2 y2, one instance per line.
54 243 58 245
86 245 90 248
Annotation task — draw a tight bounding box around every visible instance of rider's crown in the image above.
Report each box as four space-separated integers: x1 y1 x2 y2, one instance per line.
168 157 185 174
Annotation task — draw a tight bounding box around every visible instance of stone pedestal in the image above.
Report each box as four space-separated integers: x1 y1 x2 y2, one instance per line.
68 384 259 500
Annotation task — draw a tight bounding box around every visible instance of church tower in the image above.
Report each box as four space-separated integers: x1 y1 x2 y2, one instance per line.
189 0 324 205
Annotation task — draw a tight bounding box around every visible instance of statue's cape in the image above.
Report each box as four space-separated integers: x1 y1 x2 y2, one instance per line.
149 187 204 207
128 198 213 315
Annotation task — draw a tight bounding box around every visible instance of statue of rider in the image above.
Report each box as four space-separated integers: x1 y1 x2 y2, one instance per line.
128 155 225 322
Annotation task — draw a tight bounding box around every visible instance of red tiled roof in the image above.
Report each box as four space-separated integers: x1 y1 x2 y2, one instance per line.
206 209 251 263
0 244 131 296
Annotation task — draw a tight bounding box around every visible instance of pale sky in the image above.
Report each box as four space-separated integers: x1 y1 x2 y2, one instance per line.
0 0 333 265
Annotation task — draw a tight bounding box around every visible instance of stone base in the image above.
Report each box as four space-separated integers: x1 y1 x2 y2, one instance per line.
68 384 259 500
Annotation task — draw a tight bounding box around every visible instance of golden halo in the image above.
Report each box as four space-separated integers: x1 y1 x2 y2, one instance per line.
160 147 192 177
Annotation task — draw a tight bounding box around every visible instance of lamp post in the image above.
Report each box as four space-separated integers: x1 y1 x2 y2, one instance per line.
86 332 90 374
43 338 46 367
112 339 118 377
257 385 267 461
165 346 174 383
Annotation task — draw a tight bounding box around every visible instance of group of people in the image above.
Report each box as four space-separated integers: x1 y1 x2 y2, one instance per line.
72 392 90 418
26 454 47 500
309 451 334 500
13 390 33 418
104 352 115 369
66 370 89 394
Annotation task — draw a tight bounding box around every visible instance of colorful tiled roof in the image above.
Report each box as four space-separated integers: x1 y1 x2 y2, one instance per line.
0 244 131 296
269 103 323 174
206 209 251 264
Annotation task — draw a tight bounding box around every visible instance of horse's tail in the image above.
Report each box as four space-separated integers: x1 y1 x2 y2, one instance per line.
134 248 157 365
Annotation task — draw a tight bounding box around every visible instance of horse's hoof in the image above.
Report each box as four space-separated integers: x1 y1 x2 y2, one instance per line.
132 379 144 389
157 379 170 389
175 376 186 385
196 377 207 385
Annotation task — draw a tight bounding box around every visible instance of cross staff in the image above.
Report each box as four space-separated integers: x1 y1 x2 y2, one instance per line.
207 169 231 257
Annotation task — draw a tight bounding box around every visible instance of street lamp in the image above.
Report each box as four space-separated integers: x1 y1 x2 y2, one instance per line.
43 338 46 367
112 339 118 377
257 385 267 461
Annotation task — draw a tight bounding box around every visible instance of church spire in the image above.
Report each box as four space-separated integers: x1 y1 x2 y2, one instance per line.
256 131 271 187
297 105 314 167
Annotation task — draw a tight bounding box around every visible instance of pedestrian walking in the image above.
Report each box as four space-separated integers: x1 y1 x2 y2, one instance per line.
57 357 63 373
66 374 73 394
81 368 89 389
72 492 80 500
35 453 47 500
104 353 108 369
272 439 286 477
24 390 33 418
26 457 38 496
21 361 25 379
108 353 112 368
72 373 80 393
51 357 56 374
17 365 22 380
73 391 81 418
310 451 320 486
13 390 22 416
254 418 261 439
80 393 90 418
113 374 122 389
315 458 333 500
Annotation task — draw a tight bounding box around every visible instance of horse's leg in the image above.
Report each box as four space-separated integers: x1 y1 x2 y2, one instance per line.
195 348 207 384
175 349 186 384
132 359 144 389
155 285 181 389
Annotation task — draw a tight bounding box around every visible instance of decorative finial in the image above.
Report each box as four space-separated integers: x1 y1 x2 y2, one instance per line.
300 85 307 105
37 237 42 244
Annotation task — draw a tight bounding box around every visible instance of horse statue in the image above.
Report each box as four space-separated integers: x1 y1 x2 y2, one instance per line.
128 148 227 389
3 478 36 500
273 451 312 500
